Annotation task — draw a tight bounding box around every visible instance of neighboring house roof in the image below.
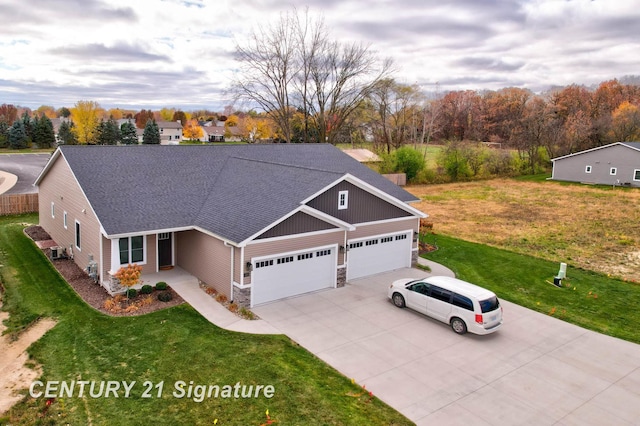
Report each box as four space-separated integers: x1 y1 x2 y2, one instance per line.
342 149 382 162
551 142 640 162
156 120 183 129
36 145 420 244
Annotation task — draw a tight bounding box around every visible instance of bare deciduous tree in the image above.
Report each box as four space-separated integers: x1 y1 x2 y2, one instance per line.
233 8 392 144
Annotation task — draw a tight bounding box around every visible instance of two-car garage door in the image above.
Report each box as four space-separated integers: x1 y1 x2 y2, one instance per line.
251 246 337 306
346 231 412 280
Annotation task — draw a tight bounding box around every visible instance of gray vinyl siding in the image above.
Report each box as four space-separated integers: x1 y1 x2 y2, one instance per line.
38 156 102 282
256 211 337 239
307 181 412 222
552 144 640 187
244 230 344 284
176 230 232 297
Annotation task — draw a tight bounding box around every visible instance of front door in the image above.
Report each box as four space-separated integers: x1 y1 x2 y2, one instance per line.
158 232 173 268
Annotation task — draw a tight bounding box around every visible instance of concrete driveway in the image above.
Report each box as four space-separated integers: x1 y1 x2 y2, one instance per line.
253 268 640 425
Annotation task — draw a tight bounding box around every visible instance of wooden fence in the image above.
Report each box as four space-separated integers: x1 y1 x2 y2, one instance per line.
0 193 39 216
382 173 407 186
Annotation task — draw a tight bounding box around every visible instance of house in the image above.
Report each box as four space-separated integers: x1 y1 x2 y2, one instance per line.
156 120 183 145
35 144 427 307
202 125 225 142
551 142 640 187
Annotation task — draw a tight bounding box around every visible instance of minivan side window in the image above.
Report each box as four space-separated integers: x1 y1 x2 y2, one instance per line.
410 282 430 295
479 297 500 313
452 293 474 311
429 285 452 303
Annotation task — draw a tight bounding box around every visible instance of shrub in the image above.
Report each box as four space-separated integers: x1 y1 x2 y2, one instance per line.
140 284 153 294
157 291 173 302
227 302 238 313
126 288 137 298
155 281 168 291
215 293 228 304
394 146 426 181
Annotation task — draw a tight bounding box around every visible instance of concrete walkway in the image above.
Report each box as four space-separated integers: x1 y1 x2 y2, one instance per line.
169 258 454 335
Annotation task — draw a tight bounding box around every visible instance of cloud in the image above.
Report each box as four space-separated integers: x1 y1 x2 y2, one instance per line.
50 43 170 63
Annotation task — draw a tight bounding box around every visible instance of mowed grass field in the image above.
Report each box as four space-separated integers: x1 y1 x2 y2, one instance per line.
407 176 640 283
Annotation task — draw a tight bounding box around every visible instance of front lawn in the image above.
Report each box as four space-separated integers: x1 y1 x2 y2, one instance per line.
422 233 640 344
0 214 411 425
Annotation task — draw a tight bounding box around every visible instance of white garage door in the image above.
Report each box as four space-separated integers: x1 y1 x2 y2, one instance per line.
347 232 412 280
251 246 337 306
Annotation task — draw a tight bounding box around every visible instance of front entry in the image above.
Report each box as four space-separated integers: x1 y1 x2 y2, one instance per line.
158 232 173 269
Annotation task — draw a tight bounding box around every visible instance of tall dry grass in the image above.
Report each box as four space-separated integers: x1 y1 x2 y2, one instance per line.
408 179 640 282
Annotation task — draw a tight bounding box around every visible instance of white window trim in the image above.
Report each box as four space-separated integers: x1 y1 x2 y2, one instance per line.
585 165 592 173
610 167 617 176
75 220 81 251
634 169 640 182
338 190 349 210
51 202 55 218
63 211 68 229
112 236 147 268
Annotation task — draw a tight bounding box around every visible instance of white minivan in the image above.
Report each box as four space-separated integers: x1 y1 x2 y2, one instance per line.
388 275 503 335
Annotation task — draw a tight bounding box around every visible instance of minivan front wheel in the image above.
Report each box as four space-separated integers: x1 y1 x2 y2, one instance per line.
450 317 467 334
392 293 405 308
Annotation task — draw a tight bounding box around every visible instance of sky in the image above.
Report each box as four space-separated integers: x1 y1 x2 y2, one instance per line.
0 0 638 112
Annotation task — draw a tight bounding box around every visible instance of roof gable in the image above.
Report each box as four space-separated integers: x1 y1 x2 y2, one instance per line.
38 144 421 242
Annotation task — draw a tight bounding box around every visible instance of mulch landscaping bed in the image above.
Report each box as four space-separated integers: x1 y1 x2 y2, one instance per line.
24 226 184 316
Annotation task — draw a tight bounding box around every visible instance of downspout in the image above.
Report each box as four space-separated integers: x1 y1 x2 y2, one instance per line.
224 241 234 301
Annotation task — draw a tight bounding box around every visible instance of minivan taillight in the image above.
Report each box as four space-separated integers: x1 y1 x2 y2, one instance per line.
475 314 483 324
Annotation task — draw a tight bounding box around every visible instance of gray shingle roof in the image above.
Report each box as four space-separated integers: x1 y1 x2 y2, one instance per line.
56 144 418 242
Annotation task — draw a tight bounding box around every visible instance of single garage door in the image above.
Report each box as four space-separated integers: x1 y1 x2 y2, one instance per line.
347 232 412 280
251 246 337 306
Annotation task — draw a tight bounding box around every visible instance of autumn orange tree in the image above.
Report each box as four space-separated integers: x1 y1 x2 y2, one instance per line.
114 264 143 292
71 100 102 144
182 119 203 140
610 101 640 142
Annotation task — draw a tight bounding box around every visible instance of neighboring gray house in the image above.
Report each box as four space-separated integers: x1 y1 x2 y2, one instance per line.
551 142 640 187
35 144 426 307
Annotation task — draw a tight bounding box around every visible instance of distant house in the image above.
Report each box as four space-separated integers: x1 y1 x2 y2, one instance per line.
156 120 183 145
202 125 226 142
35 144 426 307
551 142 640 187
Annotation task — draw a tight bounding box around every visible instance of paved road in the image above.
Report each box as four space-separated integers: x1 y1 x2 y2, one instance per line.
0 153 50 194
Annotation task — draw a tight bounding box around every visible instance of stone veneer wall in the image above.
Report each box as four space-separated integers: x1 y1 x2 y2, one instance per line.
233 286 251 308
336 267 346 287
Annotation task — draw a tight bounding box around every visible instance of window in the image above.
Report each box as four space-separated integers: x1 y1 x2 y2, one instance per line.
634 170 640 181
256 260 273 268
297 252 313 261
365 239 378 246
119 236 144 264
316 249 331 257
395 234 407 241
349 241 363 249
610 167 617 175
479 297 500 313
452 293 474 311
429 286 452 303
75 220 81 250
51 202 55 218
380 236 393 243
410 282 429 295
63 211 68 229
585 165 592 173
338 190 349 210
276 256 294 265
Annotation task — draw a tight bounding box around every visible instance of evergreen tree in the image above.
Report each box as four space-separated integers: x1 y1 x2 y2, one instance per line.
142 119 160 144
33 115 55 148
9 119 28 149
97 118 121 145
58 120 78 145
120 121 138 145
21 112 33 145
0 121 8 148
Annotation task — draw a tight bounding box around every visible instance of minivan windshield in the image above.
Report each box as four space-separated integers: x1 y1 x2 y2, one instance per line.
479 297 499 313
